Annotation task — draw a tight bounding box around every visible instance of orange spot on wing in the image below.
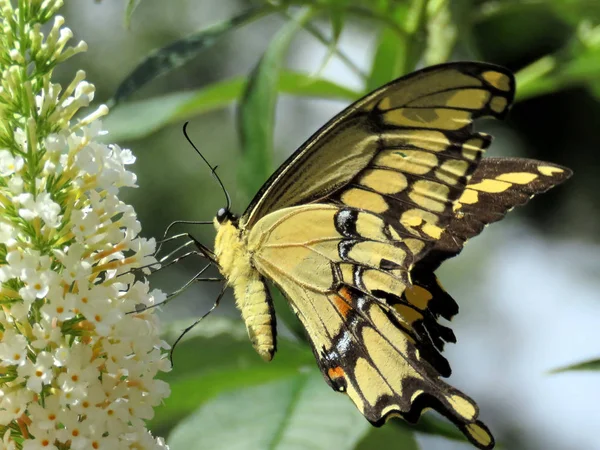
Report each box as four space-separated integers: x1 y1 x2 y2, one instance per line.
331 287 354 318
328 366 345 379
339 287 353 303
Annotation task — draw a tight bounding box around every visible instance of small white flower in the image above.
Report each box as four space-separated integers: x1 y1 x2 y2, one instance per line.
19 268 53 301
13 128 27 153
42 159 56 174
7 174 23 194
55 413 89 449
36 192 62 228
27 395 62 430
21 429 59 450
30 322 63 349
0 330 28 366
53 243 92 283
16 192 62 228
74 80 94 106
70 207 102 242
0 149 24 176
40 292 76 321
81 297 123 336
0 389 33 425
0 222 16 247
18 351 55 393
45 132 67 155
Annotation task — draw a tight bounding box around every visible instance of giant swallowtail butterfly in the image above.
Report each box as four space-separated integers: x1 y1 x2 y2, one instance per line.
198 62 571 449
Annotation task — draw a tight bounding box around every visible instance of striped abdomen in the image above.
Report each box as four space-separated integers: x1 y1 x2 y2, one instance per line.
214 220 276 361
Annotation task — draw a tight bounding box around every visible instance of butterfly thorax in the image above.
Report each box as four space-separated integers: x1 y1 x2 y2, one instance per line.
214 218 276 361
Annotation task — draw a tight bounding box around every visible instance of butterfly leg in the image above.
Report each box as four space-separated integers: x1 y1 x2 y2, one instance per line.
169 282 228 365
129 260 224 314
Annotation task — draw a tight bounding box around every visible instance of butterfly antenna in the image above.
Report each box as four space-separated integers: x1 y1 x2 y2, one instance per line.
182 122 231 211
169 282 227 366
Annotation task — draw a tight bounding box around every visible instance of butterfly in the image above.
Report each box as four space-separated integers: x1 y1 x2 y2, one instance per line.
200 62 572 449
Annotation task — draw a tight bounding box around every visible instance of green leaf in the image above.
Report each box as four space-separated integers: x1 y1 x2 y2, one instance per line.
562 48 600 81
423 0 457 65
365 1 426 90
109 6 274 106
124 0 141 29
516 49 600 101
515 56 558 101
237 9 313 202
167 370 371 450
412 413 467 442
103 71 358 142
151 317 313 433
549 358 600 374
403 0 429 71
367 26 407 91
300 20 367 82
546 0 600 27
356 421 419 449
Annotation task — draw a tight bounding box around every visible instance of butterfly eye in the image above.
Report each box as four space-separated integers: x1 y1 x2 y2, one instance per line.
216 208 229 223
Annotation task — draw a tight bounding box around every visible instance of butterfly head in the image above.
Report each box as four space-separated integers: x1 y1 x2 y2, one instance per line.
216 207 237 225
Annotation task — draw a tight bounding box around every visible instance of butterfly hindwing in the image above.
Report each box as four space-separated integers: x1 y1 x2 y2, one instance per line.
247 204 493 448
315 286 494 450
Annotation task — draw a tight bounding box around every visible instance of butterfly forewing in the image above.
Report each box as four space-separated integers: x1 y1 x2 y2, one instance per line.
241 63 514 230
415 157 573 272
391 157 572 354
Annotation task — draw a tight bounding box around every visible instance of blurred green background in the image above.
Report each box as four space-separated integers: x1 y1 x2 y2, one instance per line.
60 1 599 449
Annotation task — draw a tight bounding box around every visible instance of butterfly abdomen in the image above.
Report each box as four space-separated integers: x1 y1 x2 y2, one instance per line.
214 219 276 361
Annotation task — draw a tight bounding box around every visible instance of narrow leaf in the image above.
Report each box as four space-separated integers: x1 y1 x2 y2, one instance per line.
412 413 468 442
549 358 600 374
516 50 600 101
103 71 358 142
151 317 313 431
167 370 371 450
110 6 274 106
367 26 407 91
515 56 558 101
124 0 141 29
356 422 419 449
300 19 367 81
423 0 457 65
237 9 313 201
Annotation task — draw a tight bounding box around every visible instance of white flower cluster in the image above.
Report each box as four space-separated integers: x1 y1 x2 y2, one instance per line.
0 2 171 449
0 124 171 449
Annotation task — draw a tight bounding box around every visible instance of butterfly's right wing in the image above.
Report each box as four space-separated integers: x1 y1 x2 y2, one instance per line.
417 157 572 273
386 157 573 336
247 203 494 449
241 62 514 230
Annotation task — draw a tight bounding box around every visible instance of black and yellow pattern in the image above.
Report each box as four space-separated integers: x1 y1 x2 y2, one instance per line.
418 157 573 272
210 62 572 450
391 157 572 376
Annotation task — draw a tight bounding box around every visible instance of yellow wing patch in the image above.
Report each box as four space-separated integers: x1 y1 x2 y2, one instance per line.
423 158 573 271
326 65 514 266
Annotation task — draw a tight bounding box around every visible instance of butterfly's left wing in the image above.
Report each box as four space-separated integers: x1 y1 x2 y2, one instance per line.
248 203 494 450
